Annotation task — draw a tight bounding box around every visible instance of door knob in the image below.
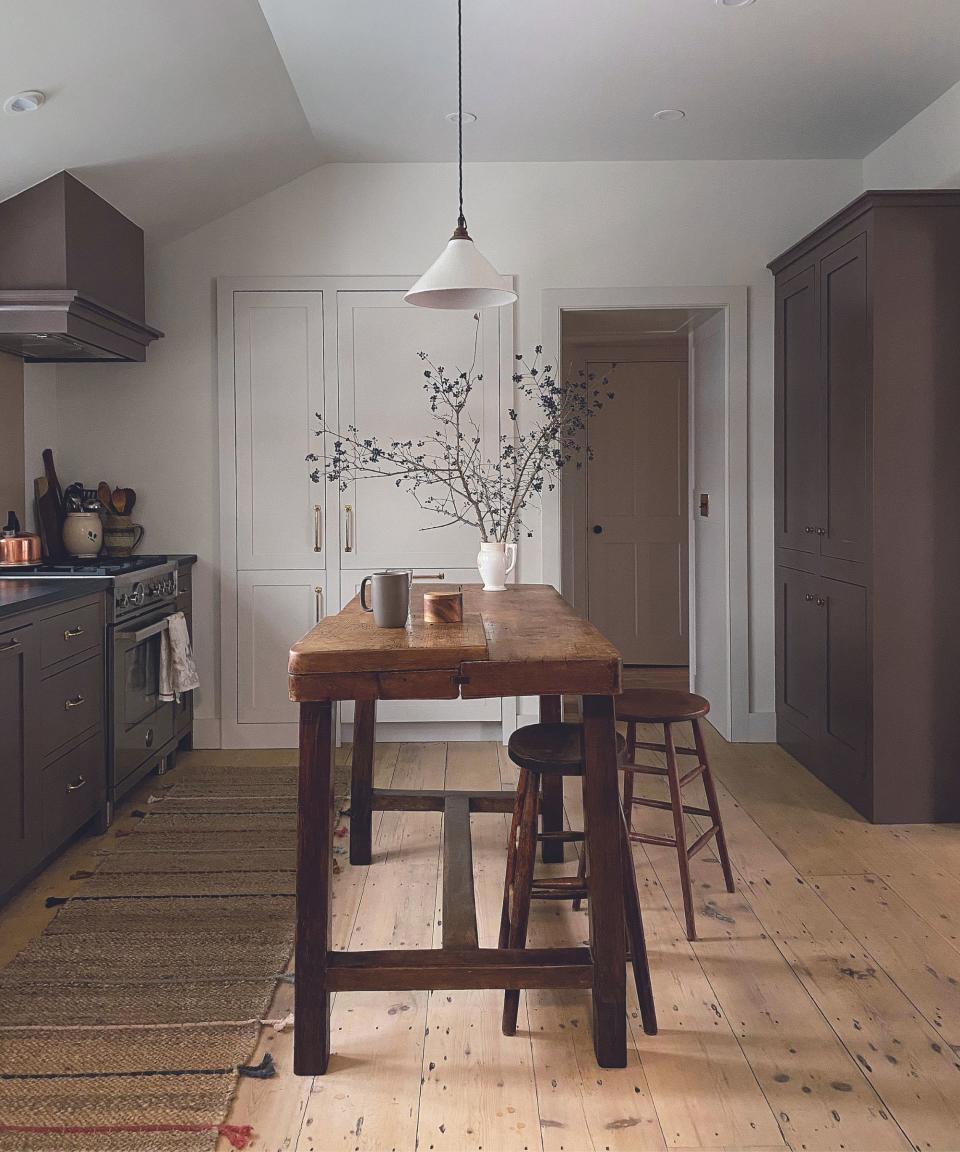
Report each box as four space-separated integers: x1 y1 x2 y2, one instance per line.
592 525 603 534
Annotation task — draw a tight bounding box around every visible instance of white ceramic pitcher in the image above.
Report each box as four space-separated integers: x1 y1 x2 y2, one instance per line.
477 540 516 592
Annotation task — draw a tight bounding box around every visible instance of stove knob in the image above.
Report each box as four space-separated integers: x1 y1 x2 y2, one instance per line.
129 582 145 607
116 592 128 608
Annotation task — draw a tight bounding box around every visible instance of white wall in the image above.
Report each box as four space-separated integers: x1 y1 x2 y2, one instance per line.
52 158 862 736
863 78 960 189
21 364 58 533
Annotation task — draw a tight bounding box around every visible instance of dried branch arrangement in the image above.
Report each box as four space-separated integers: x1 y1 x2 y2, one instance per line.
307 314 614 543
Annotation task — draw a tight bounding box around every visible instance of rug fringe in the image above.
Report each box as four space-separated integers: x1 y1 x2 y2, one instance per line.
0 1122 254 1148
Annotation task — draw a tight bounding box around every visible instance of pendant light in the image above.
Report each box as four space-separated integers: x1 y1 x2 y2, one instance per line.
404 0 516 310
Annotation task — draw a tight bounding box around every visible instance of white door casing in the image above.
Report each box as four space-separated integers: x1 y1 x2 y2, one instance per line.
690 311 731 733
542 286 749 741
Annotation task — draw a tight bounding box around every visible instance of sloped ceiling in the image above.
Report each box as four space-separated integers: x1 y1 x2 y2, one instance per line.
2 0 959 242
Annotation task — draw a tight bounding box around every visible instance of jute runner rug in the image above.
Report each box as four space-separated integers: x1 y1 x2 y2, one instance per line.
0 759 348 1152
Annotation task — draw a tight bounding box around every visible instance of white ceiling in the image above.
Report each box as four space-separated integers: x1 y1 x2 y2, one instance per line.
0 0 319 242
259 0 960 163
1 0 959 242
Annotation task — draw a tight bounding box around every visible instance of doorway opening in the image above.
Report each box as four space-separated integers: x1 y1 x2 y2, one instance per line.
559 306 727 710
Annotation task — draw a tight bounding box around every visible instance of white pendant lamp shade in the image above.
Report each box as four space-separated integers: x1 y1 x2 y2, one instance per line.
404 229 517 310
404 0 515 311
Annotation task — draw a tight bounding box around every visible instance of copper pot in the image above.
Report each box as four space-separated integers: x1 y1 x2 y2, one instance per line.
0 511 42 566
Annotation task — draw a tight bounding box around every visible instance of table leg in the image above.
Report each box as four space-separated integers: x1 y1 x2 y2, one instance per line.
349 698 376 865
581 693 627 1068
539 694 565 863
295 700 335 1076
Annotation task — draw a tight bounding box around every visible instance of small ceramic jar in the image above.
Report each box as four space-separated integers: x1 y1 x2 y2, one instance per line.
63 511 103 558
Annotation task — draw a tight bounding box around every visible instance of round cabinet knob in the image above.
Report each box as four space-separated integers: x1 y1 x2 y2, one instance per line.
816 527 826 536
816 596 826 606
592 525 603 535
804 593 814 602
804 526 815 534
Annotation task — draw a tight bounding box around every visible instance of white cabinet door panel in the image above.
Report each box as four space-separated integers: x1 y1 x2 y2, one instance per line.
338 570 500 725
336 293 503 571
237 570 327 725
234 292 325 570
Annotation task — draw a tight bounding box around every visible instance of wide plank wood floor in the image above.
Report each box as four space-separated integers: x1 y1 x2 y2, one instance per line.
4 729 960 1151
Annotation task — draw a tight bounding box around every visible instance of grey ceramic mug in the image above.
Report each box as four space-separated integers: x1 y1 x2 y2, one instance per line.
360 571 410 628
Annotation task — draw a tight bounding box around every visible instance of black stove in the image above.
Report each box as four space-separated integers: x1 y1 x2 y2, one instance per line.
4 554 170 577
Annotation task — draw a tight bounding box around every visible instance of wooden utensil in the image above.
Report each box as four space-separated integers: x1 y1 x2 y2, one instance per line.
111 487 127 515
123 487 136 514
34 475 67 562
97 481 113 510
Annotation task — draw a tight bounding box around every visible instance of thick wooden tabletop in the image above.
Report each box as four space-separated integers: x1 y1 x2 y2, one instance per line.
288 583 622 701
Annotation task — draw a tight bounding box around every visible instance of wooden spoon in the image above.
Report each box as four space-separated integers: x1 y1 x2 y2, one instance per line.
123 488 137 515
97 481 112 511
111 487 127 515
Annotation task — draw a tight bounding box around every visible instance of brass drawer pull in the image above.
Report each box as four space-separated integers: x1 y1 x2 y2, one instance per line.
344 504 354 553
65 694 86 709
315 585 324 622
66 775 87 792
314 504 323 552
64 625 85 640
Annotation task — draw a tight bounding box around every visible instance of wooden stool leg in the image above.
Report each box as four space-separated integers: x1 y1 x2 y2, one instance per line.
693 719 735 894
499 770 527 949
619 801 657 1035
622 721 636 832
502 770 539 1036
572 840 587 912
664 722 697 942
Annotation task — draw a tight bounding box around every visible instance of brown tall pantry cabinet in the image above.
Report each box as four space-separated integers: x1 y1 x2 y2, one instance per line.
770 191 960 823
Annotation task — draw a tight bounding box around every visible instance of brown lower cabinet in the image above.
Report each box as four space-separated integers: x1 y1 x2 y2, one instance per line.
0 591 106 903
771 190 960 822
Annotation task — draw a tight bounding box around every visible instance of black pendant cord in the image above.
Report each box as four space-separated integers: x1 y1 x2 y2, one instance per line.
456 0 467 235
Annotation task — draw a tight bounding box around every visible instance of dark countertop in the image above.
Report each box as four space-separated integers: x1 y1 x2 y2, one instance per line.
167 554 198 566
0 578 111 622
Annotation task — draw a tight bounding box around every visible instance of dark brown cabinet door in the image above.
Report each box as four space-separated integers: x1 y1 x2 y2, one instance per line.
820 576 870 809
820 233 870 566
0 623 41 897
775 566 824 738
775 264 822 554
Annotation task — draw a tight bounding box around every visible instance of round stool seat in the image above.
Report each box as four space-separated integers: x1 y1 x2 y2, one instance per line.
507 723 626 775
616 688 710 724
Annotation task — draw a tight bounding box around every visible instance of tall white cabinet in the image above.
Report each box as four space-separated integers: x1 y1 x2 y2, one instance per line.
218 276 515 748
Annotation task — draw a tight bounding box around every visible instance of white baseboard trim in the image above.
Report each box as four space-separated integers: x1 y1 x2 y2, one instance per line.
192 717 223 748
745 710 777 742
342 721 504 744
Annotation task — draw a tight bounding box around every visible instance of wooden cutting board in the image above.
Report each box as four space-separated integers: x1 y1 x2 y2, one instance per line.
289 611 489 675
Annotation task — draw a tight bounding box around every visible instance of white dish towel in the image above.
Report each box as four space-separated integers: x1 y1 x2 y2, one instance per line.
159 611 200 702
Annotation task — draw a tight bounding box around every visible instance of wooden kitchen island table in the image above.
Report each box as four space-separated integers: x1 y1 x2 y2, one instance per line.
288 583 626 1074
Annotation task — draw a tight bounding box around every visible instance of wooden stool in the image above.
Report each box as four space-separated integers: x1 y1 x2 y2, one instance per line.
499 723 658 1038
616 689 735 941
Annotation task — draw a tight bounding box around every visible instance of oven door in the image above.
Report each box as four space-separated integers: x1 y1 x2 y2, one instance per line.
112 607 175 793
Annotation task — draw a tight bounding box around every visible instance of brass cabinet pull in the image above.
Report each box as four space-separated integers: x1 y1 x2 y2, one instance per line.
815 596 826 606
314 504 323 552
804 526 815 534
145 727 155 748
315 585 324 622
65 694 86 709
66 775 87 792
412 572 446 581
804 594 814 602
344 505 354 553
64 625 85 640
816 527 826 536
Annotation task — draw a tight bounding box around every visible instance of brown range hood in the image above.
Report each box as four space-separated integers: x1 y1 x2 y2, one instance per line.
0 171 163 362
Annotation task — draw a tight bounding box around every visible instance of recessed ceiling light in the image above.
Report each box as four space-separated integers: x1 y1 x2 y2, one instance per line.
445 110 477 125
716 0 756 7
654 108 686 122
4 90 45 114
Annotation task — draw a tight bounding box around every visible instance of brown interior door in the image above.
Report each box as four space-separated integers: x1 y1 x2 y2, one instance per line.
820 233 870 566
775 566 824 738
586 356 688 664
775 264 822 554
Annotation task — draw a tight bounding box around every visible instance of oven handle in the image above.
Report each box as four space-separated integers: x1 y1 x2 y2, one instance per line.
116 617 171 643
